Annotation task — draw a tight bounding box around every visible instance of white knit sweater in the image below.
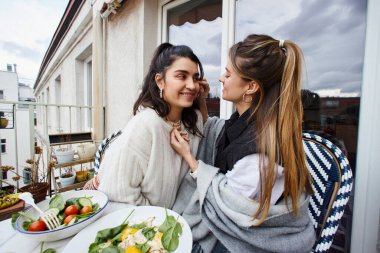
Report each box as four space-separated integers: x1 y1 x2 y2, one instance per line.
98 108 203 208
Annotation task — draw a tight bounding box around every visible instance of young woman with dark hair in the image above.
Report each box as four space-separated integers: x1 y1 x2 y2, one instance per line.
85 43 208 208
171 34 315 253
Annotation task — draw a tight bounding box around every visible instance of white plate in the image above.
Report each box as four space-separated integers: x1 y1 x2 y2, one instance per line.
15 190 108 242
63 206 192 253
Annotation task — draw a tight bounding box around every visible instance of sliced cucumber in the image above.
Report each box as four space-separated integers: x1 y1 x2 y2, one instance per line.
92 203 100 212
77 217 87 223
67 216 78 226
57 224 67 229
65 198 81 209
58 213 65 222
78 197 92 207
45 207 60 216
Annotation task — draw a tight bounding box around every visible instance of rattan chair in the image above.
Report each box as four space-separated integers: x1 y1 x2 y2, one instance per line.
94 130 123 174
302 132 353 253
83 130 122 190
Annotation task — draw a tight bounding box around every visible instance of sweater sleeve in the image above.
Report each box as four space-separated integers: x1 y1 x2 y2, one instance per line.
97 114 153 205
98 108 189 207
98 144 150 205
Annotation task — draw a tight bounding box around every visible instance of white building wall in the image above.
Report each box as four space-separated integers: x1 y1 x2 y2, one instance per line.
0 70 18 101
0 70 18 171
18 85 34 101
0 70 33 188
34 1 93 134
91 0 158 135
34 0 159 137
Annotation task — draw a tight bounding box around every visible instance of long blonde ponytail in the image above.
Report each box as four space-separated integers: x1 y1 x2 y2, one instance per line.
278 41 313 215
229 35 313 225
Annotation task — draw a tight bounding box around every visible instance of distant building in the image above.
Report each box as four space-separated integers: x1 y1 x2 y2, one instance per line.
0 65 36 187
206 97 220 117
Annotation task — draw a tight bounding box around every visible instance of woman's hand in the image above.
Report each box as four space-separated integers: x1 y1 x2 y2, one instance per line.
197 78 210 123
170 128 198 172
198 78 210 100
170 128 191 157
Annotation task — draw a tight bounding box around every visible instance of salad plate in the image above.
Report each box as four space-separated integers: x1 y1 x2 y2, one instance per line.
63 206 192 253
15 190 108 242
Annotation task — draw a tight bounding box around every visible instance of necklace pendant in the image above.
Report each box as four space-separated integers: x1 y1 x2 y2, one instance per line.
165 117 181 128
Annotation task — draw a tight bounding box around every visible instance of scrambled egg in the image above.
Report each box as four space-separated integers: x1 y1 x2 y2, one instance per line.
148 232 164 251
121 227 139 241
125 246 141 253
118 217 168 253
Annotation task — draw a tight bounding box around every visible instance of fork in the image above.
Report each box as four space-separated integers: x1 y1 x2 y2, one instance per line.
19 192 61 230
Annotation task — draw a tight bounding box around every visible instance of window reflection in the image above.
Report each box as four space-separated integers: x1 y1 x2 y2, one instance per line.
235 0 366 172
167 0 222 117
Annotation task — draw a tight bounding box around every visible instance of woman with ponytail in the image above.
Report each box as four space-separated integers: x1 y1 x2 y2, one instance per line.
87 43 208 208
171 34 315 253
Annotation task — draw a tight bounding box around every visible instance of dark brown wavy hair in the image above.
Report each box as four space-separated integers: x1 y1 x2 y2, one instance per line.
133 43 204 136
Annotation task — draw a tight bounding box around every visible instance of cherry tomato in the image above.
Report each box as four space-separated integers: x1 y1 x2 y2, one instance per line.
64 204 79 216
64 214 77 224
80 205 93 214
28 220 47 231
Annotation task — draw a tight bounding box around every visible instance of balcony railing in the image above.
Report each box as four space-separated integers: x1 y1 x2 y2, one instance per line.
0 100 93 190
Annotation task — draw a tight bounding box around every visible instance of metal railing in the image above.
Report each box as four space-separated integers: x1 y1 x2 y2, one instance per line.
0 100 93 189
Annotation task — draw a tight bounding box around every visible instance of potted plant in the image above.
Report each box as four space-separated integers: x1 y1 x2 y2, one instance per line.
55 147 75 164
0 166 16 193
0 146 49 203
19 146 49 203
0 111 8 129
54 134 75 164
0 116 9 129
59 168 75 187
76 143 96 159
75 166 89 182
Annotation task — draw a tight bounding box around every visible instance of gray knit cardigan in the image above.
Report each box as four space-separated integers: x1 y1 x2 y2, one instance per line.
173 117 315 253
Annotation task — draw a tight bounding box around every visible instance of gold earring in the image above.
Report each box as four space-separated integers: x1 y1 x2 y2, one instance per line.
243 93 253 103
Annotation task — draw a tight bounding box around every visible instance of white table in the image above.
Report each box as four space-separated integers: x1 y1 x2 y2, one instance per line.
0 202 134 253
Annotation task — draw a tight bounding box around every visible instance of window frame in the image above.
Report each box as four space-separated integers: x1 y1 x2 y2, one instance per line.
1 139 6 153
350 0 380 251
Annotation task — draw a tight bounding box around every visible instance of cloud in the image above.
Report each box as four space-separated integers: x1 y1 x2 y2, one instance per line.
235 0 367 97
0 41 42 61
0 1 68 85
316 89 359 97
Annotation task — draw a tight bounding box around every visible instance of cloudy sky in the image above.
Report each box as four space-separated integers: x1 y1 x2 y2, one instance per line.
0 1 69 86
170 0 367 98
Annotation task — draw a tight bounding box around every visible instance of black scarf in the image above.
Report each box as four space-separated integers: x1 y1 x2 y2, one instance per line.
215 109 257 174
